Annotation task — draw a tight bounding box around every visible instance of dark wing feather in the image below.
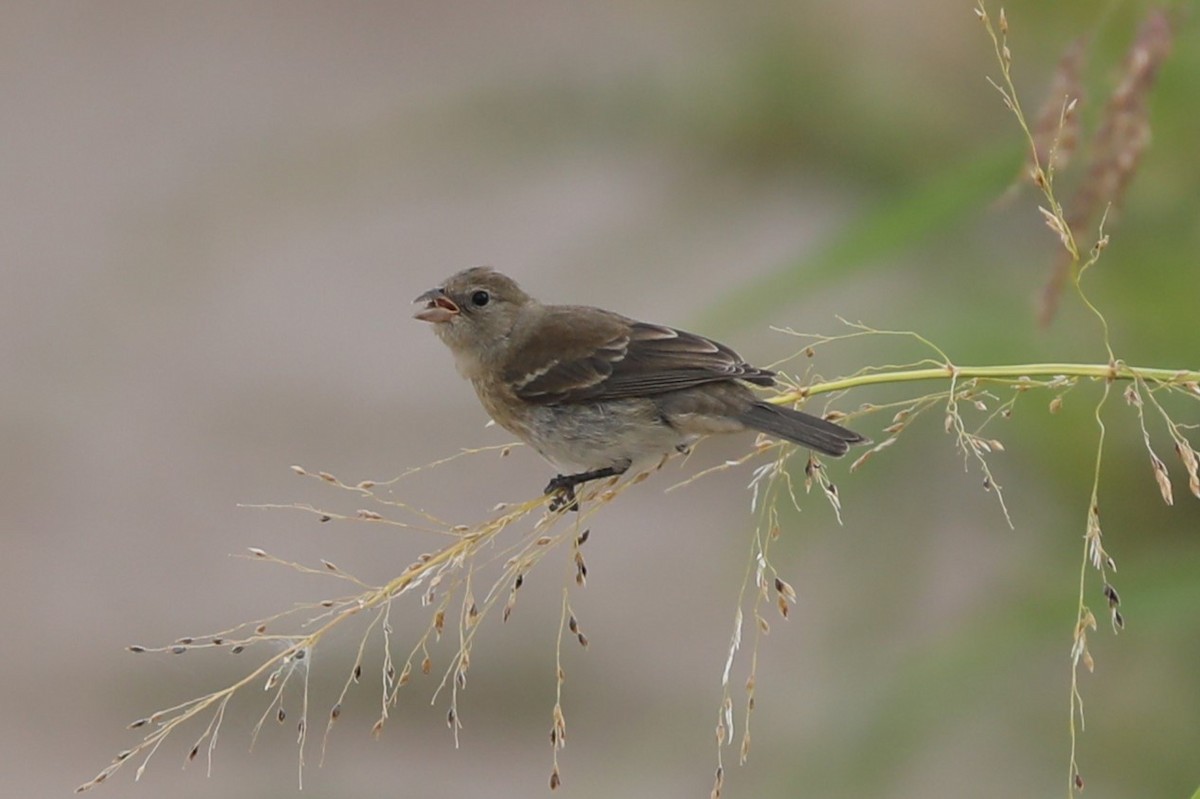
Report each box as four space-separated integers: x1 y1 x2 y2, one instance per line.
506 307 774 404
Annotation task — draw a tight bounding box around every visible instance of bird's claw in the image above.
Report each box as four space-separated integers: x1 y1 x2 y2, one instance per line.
545 475 580 513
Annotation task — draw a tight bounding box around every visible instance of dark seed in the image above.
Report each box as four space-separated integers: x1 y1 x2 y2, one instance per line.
1102 584 1120 606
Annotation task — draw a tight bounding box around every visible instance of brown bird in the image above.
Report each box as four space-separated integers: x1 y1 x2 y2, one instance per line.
415 267 867 509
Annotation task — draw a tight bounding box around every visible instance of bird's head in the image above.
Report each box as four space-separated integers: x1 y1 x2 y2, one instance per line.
414 267 533 374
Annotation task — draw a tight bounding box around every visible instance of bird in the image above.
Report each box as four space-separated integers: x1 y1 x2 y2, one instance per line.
414 267 867 509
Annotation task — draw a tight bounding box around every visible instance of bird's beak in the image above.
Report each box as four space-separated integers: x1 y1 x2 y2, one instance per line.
413 287 460 323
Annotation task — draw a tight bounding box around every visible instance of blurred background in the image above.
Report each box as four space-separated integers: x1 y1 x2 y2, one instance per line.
3 2 1198 797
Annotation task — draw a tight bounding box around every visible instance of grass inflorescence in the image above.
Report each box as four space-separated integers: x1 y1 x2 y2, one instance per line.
78 343 1198 796
76 444 645 793
977 4 1181 793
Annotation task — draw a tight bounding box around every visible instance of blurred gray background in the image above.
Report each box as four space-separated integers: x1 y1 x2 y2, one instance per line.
4 2 1198 798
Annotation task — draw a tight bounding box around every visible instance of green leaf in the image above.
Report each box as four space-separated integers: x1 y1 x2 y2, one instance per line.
697 143 1022 334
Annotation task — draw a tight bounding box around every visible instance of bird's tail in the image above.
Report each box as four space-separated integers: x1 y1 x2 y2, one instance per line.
737 402 868 457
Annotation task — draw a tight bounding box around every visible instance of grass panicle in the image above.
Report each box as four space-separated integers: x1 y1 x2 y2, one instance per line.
78 340 1198 796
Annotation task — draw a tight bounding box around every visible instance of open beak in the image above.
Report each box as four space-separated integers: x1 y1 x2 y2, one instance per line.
413 288 460 323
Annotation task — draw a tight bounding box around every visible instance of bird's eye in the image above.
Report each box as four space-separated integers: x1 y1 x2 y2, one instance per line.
471 290 490 307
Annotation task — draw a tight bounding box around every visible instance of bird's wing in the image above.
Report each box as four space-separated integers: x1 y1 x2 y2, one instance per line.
505 307 775 404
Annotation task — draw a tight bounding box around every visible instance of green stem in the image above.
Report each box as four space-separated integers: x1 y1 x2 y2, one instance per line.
778 363 1200 402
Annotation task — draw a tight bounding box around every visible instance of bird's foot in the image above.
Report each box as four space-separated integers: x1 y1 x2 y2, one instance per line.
545 478 579 513
544 466 626 513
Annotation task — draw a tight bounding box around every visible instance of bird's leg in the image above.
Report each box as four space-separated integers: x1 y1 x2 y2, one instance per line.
544 465 627 512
